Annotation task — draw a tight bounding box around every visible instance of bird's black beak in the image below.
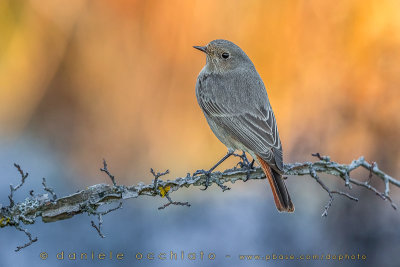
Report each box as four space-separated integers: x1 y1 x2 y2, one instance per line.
193 45 207 53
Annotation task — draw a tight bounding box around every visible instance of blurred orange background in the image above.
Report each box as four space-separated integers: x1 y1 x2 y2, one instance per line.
1 0 399 183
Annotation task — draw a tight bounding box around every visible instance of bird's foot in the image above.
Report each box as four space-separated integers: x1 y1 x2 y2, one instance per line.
243 161 255 182
193 169 230 191
234 151 251 167
193 169 212 190
234 151 255 182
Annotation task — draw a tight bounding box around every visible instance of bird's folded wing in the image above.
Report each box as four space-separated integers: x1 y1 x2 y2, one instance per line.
199 96 283 173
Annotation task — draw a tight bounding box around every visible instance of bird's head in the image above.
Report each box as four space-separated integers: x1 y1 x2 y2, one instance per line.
193 39 253 73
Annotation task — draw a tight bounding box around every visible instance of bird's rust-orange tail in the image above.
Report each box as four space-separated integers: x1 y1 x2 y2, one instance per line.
256 155 294 212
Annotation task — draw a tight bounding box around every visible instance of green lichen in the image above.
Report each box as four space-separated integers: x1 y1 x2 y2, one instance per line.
0 217 10 228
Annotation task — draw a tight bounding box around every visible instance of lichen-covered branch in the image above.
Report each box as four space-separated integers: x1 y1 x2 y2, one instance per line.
0 153 398 251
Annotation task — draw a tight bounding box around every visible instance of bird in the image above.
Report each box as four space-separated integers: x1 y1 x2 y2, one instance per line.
193 39 294 212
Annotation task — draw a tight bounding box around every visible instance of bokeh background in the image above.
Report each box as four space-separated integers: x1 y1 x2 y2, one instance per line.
1 0 399 266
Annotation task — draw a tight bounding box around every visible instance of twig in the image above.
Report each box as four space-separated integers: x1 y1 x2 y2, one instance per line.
100 159 117 186
90 202 123 238
150 168 169 194
158 195 191 210
311 152 330 162
349 178 397 210
91 216 105 238
308 165 358 216
312 153 352 189
15 225 37 252
150 168 190 209
42 178 57 201
8 164 29 207
366 162 376 185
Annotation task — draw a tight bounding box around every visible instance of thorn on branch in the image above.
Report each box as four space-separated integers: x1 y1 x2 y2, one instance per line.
15 225 38 252
9 163 29 207
42 178 57 201
100 159 117 186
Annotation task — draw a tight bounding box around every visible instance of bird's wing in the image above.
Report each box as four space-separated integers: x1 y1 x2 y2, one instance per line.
197 72 283 173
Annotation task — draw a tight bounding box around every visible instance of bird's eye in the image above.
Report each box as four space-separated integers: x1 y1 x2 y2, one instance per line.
221 52 230 59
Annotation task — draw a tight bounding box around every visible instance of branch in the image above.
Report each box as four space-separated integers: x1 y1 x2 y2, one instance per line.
1 153 398 251
8 164 29 207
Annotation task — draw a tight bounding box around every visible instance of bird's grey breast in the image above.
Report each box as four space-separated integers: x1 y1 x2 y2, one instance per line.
196 67 268 113
196 71 219 112
195 70 239 149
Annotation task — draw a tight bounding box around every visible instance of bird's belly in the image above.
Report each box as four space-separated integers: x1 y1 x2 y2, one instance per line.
204 115 249 152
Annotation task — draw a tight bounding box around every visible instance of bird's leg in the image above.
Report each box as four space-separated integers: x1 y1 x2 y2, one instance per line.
233 151 255 181
193 149 234 191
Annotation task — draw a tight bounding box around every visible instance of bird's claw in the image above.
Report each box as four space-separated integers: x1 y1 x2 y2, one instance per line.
249 159 255 169
193 169 230 191
234 152 255 182
241 159 255 182
201 175 211 191
193 169 212 190
234 151 251 167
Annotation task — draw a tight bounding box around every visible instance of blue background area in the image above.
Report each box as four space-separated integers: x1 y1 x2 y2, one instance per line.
0 137 398 267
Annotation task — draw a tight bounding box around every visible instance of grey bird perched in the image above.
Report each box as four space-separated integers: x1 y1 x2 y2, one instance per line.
194 39 294 212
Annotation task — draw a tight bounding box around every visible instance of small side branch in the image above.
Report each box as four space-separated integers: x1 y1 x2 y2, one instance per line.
90 202 123 238
100 159 117 186
150 168 170 194
15 225 38 252
158 195 191 210
8 164 29 207
90 217 105 238
308 164 358 216
42 178 57 201
286 153 398 215
150 168 190 209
